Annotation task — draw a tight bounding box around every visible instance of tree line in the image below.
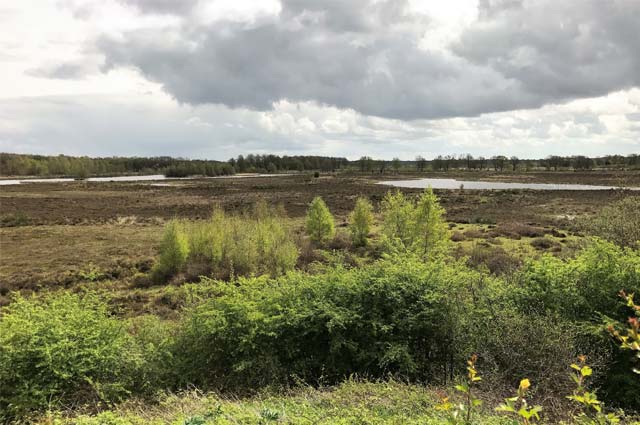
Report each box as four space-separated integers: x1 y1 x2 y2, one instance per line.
355 153 640 173
229 154 348 173
2 152 639 178
0 153 349 177
0 153 234 178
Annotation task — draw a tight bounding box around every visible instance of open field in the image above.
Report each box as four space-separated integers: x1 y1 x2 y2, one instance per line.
1 171 639 423
1 172 636 301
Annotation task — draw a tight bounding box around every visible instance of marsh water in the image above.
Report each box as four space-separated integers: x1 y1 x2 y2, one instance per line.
378 178 639 191
0 174 288 186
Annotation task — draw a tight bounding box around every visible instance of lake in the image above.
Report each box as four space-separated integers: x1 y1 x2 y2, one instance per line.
378 178 639 191
0 173 288 186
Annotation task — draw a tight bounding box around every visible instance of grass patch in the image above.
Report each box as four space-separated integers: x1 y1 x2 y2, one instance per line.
41 380 511 425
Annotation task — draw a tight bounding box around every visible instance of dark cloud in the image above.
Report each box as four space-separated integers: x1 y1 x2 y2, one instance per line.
454 0 640 101
91 0 640 120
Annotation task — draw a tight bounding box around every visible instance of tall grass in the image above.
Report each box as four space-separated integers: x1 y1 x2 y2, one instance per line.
152 219 190 281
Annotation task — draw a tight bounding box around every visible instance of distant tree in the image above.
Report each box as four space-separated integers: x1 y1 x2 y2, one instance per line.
358 156 374 173
464 154 474 169
432 155 444 171
572 156 593 170
349 197 374 247
415 155 427 172
444 155 455 171
510 156 520 172
492 155 507 172
547 155 562 171
478 156 487 170
391 157 401 173
306 197 335 245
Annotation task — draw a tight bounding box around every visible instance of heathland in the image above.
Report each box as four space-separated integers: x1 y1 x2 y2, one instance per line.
0 168 639 424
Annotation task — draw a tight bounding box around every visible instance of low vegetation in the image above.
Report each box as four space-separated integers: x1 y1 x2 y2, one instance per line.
581 196 640 248
1 183 639 424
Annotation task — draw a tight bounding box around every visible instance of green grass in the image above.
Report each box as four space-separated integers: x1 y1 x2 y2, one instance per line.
42 380 510 425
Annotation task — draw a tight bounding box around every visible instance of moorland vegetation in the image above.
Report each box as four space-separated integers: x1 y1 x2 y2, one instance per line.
1 189 639 424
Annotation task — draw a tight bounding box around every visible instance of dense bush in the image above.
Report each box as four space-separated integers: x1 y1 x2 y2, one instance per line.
507 239 640 409
581 196 640 248
0 293 139 419
349 197 374 246
174 254 481 389
511 240 640 321
3 239 640 420
306 196 335 245
467 245 522 275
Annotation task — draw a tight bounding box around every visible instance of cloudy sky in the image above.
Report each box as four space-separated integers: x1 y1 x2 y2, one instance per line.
1 0 639 160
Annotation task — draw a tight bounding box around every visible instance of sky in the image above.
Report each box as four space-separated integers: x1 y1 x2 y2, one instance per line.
0 0 639 160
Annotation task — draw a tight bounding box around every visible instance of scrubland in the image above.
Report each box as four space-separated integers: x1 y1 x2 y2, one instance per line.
0 172 639 424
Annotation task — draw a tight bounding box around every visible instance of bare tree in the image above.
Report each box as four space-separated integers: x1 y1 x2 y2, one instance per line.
510 156 520 171
464 154 474 169
391 157 401 173
492 155 507 172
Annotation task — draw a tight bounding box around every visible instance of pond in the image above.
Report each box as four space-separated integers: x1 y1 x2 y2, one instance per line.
0 173 289 186
378 178 639 191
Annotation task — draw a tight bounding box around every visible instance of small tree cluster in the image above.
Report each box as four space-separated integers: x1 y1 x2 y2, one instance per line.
153 205 299 282
380 187 449 256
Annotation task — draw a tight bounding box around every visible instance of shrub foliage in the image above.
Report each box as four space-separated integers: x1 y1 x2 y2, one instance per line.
0 294 139 418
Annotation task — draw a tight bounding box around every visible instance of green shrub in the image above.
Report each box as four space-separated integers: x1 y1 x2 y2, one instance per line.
581 196 640 248
306 196 335 245
152 219 189 281
349 197 374 247
127 315 176 394
174 254 480 389
512 239 640 321
0 293 139 419
508 239 640 409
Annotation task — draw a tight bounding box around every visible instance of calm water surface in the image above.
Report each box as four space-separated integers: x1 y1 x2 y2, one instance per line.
0 174 288 186
378 178 639 191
